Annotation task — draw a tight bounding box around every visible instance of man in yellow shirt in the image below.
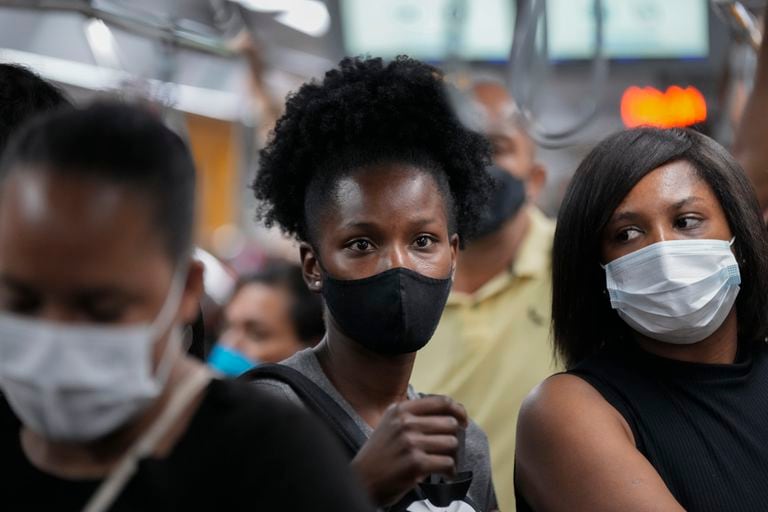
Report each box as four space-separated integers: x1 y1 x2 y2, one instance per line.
412 80 557 511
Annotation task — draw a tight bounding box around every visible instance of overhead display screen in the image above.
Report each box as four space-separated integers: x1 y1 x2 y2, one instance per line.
341 0 515 61
547 0 709 60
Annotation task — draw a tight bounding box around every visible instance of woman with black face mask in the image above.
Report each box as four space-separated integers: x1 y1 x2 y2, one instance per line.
246 56 499 512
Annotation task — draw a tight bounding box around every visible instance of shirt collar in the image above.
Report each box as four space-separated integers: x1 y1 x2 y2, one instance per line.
513 206 554 279
446 206 554 305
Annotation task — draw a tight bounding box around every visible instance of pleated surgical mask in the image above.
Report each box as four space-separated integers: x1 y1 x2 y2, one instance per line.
603 239 741 345
0 271 187 442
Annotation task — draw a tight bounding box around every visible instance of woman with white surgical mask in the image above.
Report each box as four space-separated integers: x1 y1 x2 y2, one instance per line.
515 127 768 511
0 102 373 511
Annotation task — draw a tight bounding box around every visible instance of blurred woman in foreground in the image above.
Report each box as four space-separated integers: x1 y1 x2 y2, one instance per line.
0 102 372 511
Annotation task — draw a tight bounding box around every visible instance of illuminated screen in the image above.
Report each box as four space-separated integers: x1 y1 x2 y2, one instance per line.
340 0 515 61
547 0 709 59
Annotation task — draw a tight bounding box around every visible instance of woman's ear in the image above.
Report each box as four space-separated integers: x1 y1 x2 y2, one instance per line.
179 259 205 324
449 233 460 278
527 163 547 203
299 242 323 293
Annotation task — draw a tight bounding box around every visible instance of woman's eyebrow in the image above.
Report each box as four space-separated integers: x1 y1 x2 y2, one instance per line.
341 217 440 231
0 274 36 294
340 220 379 231
608 196 707 225
607 210 641 224
408 217 440 228
669 196 705 211
73 287 136 301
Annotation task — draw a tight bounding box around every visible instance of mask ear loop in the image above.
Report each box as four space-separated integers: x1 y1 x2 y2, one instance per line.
181 325 194 353
148 264 191 383
728 236 746 266
150 264 190 338
152 327 183 384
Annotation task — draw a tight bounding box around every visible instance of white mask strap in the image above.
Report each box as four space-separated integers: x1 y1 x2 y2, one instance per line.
147 264 191 382
150 264 189 338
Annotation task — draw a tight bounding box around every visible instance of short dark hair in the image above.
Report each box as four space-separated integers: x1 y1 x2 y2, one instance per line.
234 261 325 345
0 102 197 261
0 64 70 154
252 56 493 244
553 127 768 368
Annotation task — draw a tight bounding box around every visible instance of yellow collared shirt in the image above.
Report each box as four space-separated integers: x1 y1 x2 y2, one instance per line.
412 207 559 512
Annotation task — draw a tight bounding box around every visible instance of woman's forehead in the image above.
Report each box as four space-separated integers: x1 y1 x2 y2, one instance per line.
613 161 713 212
312 165 450 230
0 171 171 283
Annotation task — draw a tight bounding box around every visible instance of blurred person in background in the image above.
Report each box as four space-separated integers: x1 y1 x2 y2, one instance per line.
516 127 768 511
208 261 324 376
0 102 373 511
412 79 556 511
733 5 768 217
247 56 499 511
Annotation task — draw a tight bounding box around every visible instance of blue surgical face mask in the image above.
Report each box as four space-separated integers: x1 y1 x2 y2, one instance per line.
603 238 740 344
207 344 258 377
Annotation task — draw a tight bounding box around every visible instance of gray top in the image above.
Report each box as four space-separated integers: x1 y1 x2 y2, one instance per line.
252 348 498 512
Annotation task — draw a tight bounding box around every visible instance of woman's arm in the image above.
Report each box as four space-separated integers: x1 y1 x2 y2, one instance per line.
515 374 685 512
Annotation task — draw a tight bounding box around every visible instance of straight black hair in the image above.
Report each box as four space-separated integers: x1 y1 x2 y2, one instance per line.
0 101 196 262
0 63 70 153
553 127 768 368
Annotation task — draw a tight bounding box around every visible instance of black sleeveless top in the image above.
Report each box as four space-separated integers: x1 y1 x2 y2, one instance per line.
517 342 768 511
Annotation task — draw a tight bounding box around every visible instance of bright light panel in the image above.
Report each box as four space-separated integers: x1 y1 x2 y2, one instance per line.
547 0 709 60
341 0 515 61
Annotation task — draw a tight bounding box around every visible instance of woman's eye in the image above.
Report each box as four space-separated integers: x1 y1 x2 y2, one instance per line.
616 228 641 243
86 306 125 323
348 239 373 252
3 297 39 315
675 216 702 230
414 235 435 249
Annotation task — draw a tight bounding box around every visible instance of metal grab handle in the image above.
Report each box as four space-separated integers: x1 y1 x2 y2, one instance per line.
508 0 608 148
712 0 764 52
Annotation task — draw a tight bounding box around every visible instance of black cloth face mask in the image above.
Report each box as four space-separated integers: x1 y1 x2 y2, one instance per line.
320 267 453 355
473 164 527 239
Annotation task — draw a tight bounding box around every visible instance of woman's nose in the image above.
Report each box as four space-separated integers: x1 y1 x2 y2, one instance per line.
385 245 410 271
647 224 674 245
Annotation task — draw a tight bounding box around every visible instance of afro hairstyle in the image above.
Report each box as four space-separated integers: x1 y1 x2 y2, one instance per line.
252 56 493 244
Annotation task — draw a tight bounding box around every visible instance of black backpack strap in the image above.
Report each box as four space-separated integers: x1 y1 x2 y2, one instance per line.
239 364 367 457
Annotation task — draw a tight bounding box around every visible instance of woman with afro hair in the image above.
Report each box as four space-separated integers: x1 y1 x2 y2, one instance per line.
246 56 499 511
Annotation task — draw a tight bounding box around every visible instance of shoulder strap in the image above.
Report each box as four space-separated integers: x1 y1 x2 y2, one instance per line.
82 367 212 512
240 364 367 458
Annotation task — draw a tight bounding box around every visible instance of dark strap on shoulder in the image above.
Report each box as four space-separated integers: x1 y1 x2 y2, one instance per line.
239 364 367 458
241 364 475 511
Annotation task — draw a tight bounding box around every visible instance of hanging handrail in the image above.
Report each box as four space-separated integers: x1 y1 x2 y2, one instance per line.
0 0 239 57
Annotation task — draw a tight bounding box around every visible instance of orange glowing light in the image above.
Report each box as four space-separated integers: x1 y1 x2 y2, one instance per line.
621 86 707 128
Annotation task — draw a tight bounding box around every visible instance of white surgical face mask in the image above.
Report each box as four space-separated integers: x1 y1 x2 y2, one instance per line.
603 239 741 345
0 272 186 442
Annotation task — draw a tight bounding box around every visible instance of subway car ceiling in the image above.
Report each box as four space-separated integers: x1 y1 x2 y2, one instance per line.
0 0 750 138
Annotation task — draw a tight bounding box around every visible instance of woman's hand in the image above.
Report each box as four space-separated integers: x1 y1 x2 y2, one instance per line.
351 395 468 506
